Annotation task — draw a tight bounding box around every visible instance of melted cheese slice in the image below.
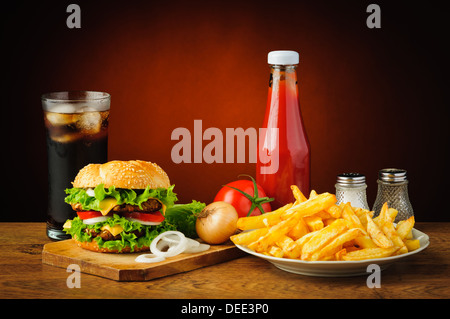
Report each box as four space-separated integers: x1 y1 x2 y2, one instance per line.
98 198 118 216
63 220 72 229
101 224 124 236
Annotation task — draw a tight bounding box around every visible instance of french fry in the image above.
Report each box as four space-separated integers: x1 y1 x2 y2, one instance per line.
375 202 408 254
309 190 318 199
405 239 420 251
236 203 292 230
230 228 268 246
342 203 367 234
314 210 333 220
379 219 408 254
323 218 337 226
335 248 347 261
388 208 398 222
374 202 398 225
345 245 360 252
294 230 317 249
268 245 284 258
287 218 309 240
365 212 394 248
291 185 307 204
301 219 347 260
303 215 324 232
342 247 399 261
396 216 415 240
233 187 419 262
405 230 413 240
249 216 298 252
343 239 356 248
276 235 295 251
354 235 379 248
355 208 372 228
326 204 342 218
282 192 337 219
276 235 302 259
311 228 363 261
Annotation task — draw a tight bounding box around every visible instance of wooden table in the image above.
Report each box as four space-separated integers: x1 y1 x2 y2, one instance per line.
0 222 449 300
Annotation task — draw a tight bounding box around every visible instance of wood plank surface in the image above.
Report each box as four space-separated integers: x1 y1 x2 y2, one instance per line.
42 238 245 281
0 222 449 299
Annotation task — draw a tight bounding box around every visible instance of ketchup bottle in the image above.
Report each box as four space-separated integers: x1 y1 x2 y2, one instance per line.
256 50 310 208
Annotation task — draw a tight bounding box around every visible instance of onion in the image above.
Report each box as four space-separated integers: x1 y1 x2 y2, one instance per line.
195 201 238 244
82 216 109 225
125 217 162 226
86 188 96 197
135 254 166 263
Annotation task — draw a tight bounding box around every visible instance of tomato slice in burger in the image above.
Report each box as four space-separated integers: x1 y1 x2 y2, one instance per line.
77 211 104 220
122 211 165 223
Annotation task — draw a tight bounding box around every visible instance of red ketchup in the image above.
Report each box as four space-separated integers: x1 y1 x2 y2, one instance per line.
256 51 310 209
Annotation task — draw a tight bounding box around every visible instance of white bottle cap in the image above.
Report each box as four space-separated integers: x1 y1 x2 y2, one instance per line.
268 50 299 65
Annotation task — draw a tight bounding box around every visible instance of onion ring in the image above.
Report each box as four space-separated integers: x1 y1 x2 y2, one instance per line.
160 235 210 253
162 234 200 247
125 217 162 226
184 243 210 253
135 254 166 263
150 231 188 257
82 216 110 225
186 237 201 248
160 233 184 244
136 231 211 263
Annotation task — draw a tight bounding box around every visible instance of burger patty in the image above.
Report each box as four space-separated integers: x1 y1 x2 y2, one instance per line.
112 199 162 213
71 198 163 213
85 228 146 241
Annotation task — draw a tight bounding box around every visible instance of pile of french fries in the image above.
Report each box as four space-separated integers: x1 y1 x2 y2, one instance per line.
230 186 419 261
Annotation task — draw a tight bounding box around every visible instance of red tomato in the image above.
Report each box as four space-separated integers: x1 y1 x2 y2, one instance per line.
77 211 103 220
214 179 273 218
122 211 165 223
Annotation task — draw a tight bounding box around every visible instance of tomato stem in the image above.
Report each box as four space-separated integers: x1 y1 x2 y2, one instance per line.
224 175 274 216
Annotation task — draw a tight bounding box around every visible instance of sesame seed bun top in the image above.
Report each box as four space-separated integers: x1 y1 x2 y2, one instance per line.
72 160 170 189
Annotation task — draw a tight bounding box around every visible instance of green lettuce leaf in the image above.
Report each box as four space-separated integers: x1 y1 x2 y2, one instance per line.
64 184 178 211
64 214 176 252
164 200 206 238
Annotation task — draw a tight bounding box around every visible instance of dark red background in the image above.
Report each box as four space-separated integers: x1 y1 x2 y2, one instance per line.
3 1 448 221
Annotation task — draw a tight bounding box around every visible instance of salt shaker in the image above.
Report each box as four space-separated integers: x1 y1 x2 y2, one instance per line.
335 173 369 210
372 168 414 222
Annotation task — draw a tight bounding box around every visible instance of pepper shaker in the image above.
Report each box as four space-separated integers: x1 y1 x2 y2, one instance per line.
335 173 369 210
372 168 414 222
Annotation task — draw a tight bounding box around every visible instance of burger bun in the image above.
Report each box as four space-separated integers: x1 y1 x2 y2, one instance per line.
72 160 170 189
74 238 150 253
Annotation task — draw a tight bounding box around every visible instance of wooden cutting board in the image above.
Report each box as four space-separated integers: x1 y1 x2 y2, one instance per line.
42 239 245 281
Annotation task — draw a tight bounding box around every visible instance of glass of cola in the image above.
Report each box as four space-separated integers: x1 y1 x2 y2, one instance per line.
42 91 110 240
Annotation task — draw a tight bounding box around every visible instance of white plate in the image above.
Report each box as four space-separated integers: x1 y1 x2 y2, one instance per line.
235 227 429 277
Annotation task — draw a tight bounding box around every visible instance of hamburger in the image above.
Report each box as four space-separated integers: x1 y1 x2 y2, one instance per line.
63 160 178 253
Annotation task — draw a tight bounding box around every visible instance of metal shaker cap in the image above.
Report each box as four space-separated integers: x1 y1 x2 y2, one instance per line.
378 168 407 183
336 173 366 187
